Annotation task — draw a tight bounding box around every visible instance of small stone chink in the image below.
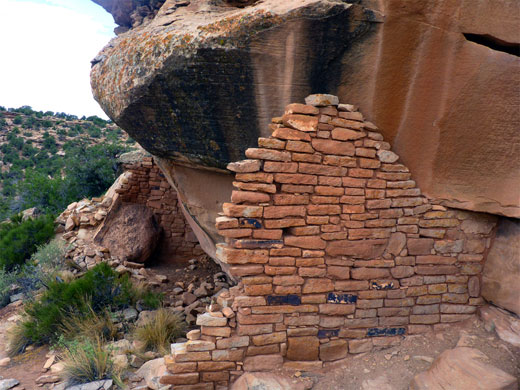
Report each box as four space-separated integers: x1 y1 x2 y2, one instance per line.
266 294 301 306
327 292 358 304
367 328 406 337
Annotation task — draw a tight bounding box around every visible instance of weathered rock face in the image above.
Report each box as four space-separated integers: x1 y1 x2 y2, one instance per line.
482 217 520 316
91 0 519 257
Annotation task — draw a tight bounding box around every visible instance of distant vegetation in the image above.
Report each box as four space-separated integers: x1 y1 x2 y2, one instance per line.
0 105 134 222
0 214 55 271
0 105 135 275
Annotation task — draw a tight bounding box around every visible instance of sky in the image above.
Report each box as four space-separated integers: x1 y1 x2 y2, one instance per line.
0 0 116 118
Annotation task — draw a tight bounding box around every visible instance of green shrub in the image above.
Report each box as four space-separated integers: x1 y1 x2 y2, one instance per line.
13 115 23 125
9 136 24 150
64 143 129 199
17 170 73 215
141 291 163 310
23 117 35 128
10 263 162 350
0 214 55 271
87 126 102 138
0 269 16 307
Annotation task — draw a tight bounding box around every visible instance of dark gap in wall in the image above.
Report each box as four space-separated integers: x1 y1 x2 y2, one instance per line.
463 33 520 57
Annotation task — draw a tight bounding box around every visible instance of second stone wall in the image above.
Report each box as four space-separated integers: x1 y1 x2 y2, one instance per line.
116 155 203 260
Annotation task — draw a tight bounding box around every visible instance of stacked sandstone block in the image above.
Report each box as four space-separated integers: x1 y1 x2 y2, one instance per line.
117 156 203 259
162 95 496 389
162 291 242 390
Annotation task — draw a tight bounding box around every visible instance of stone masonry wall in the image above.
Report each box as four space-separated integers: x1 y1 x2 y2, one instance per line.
161 95 497 390
117 155 203 260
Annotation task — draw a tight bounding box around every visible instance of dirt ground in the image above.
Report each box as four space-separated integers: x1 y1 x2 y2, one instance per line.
291 317 520 390
148 254 223 306
0 303 50 389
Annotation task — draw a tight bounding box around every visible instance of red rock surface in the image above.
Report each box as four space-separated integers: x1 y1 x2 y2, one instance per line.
481 217 520 316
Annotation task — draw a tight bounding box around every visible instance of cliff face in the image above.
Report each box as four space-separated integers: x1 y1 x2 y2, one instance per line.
91 0 520 258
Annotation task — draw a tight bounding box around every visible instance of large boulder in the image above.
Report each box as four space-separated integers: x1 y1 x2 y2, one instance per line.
135 358 167 390
94 203 161 263
90 0 520 257
410 347 517 390
482 217 520 316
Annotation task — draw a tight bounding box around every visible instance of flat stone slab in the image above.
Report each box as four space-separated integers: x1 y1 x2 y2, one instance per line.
410 347 517 390
479 305 520 348
66 380 112 390
231 372 306 390
0 379 20 390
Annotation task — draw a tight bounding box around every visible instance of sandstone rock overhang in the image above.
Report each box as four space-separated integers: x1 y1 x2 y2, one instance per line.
91 0 520 218
91 0 378 169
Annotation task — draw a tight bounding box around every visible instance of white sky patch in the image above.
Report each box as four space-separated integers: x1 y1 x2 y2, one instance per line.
0 0 115 118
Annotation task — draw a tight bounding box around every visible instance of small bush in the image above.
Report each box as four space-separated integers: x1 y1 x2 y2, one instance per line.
60 336 120 385
30 238 68 286
0 214 55 271
0 269 16 307
131 282 163 310
141 291 163 310
31 238 66 268
133 309 186 354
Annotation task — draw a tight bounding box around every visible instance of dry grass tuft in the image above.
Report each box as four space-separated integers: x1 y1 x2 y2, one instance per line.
60 336 121 385
6 321 30 356
61 306 118 342
133 308 186 354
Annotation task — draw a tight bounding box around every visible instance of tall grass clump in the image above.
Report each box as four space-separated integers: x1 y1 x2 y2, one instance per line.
61 306 118 343
59 336 121 386
133 308 186 355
